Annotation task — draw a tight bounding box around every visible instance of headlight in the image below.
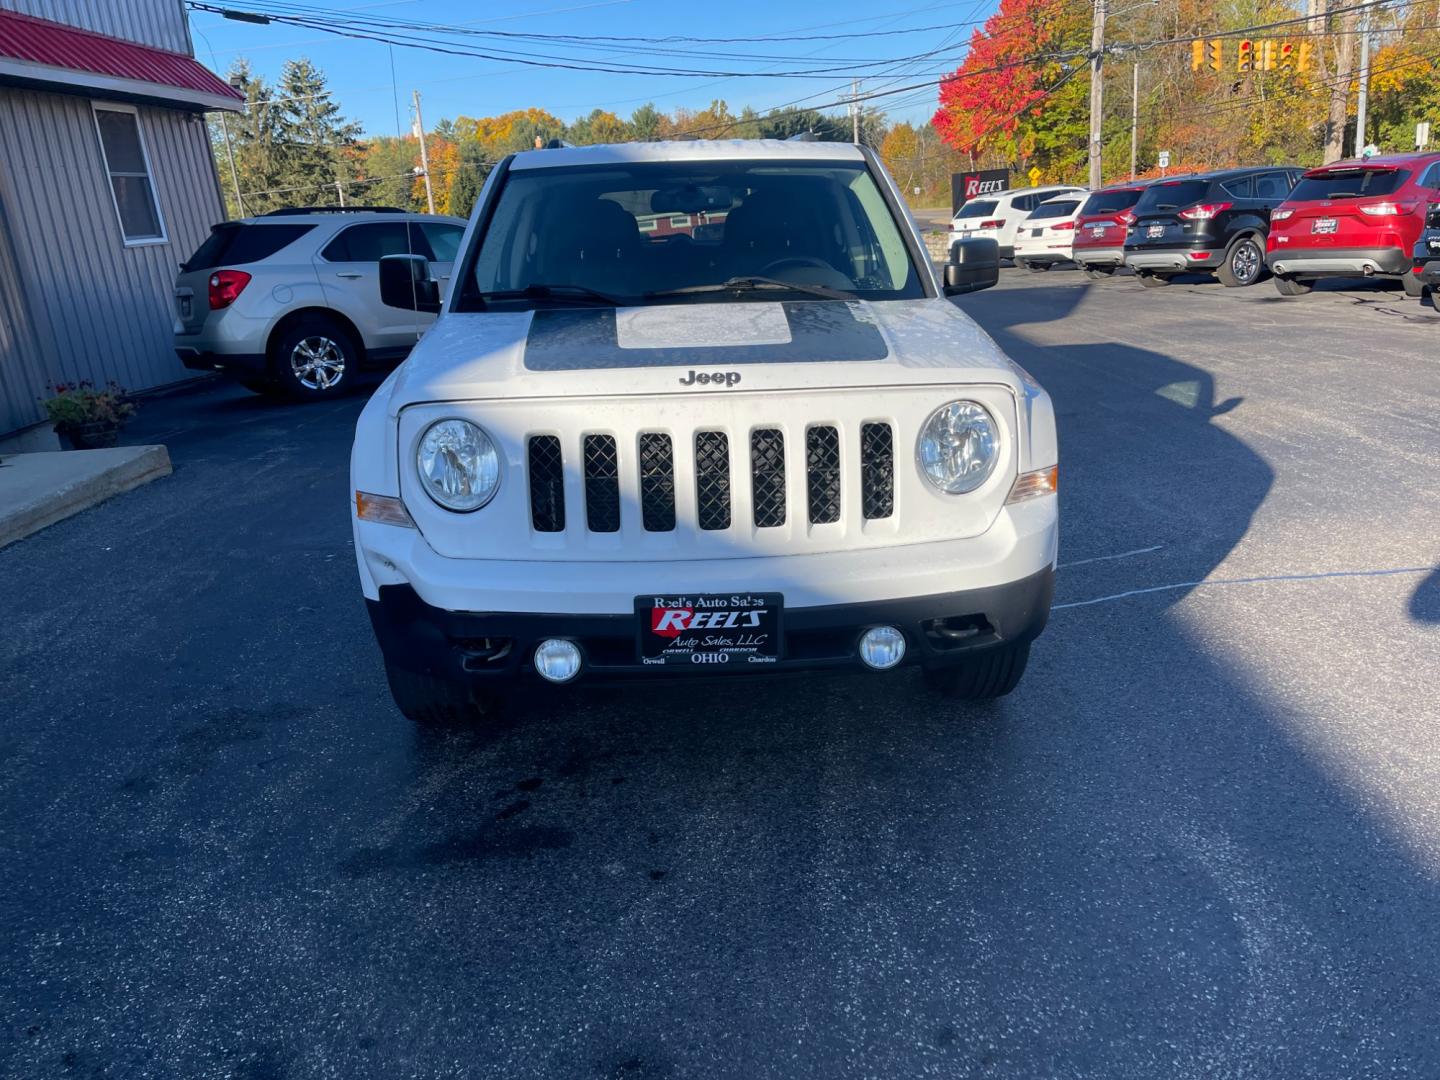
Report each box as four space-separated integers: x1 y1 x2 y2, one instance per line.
917 400 999 494
416 419 500 511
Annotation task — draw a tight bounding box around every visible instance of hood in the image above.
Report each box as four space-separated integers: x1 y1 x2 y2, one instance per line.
384 298 1025 412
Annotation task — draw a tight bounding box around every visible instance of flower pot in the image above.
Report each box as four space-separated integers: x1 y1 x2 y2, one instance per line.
56 421 120 450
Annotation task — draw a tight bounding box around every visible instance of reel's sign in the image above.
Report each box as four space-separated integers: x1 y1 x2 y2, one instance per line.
952 170 1010 214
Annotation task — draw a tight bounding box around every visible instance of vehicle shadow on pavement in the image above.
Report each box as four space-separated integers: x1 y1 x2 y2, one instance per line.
4 292 1440 1078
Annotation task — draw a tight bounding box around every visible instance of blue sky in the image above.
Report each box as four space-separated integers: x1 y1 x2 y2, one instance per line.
186 0 999 136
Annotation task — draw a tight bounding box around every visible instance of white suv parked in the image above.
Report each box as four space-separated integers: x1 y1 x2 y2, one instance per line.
351 140 1059 724
1013 193 1086 271
950 184 1086 261
173 207 466 399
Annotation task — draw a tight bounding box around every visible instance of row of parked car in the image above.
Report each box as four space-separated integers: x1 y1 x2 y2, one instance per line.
949 151 1440 299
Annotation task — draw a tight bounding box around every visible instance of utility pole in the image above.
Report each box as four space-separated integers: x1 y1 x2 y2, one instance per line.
335 179 346 207
1088 0 1106 189
1130 60 1139 180
851 79 861 144
412 89 436 214
1355 3 1373 154
1323 3 1356 162
218 110 246 217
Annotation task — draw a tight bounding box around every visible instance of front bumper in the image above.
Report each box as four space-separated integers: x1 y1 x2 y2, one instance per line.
1265 245 1410 277
1072 245 1125 267
368 566 1055 685
1124 248 1222 273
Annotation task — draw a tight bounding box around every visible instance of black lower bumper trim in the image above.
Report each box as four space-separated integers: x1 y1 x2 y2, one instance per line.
174 347 267 375
368 567 1055 685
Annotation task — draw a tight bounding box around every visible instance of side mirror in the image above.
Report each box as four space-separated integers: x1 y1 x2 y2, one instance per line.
379 254 441 313
943 237 1000 296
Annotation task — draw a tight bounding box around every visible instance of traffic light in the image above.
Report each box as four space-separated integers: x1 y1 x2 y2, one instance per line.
1192 39 1205 71
1279 42 1295 70
1297 42 1313 72
1238 40 1253 72
1261 41 1276 71
1209 40 1223 71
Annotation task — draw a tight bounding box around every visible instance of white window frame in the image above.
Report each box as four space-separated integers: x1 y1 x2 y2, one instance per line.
91 102 167 247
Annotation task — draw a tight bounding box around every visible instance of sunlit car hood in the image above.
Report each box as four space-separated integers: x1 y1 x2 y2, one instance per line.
384 298 1029 411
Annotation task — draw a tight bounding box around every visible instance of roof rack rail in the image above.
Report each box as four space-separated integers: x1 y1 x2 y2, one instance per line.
262 206 406 216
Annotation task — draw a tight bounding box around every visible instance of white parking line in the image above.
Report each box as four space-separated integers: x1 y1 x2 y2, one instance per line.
1052 564 1436 611
1057 544 1163 570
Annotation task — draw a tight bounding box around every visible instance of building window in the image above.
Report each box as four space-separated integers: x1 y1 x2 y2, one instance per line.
92 104 165 244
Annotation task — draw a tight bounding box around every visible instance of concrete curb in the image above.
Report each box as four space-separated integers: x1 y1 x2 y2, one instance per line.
0 445 172 550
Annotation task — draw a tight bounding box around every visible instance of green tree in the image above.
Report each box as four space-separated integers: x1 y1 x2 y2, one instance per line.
271 58 362 206
448 142 489 218
630 103 662 141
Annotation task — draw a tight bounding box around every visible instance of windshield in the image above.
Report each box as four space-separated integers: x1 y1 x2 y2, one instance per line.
1134 180 1212 213
460 160 926 309
955 199 998 219
1079 189 1142 216
1289 168 1409 201
1029 199 1080 219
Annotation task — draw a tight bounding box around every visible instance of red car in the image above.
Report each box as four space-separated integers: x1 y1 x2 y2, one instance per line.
1265 151 1440 296
1070 183 1149 279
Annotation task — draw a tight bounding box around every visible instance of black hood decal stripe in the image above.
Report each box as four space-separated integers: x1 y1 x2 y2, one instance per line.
523 302 890 371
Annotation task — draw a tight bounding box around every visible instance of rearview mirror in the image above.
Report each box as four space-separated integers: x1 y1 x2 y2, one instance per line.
943 237 1000 296
379 254 441 313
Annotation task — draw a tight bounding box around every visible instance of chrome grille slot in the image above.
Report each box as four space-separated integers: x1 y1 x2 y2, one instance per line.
638 432 676 532
806 425 841 525
860 422 894 520
527 435 565 532
694 430 732 531
750 428 786 528
583 434 620 532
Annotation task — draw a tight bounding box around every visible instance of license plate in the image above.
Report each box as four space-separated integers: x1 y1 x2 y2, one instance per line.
1091 225 1107 237
1032 228 1043 237
958 230 972 239
1312 218 1338 234
1426 237 1439 252
637 593 782 667
1147 224 1164 238
178 296 191 319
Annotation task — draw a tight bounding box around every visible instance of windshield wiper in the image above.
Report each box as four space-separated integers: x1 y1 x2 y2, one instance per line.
646 276 854 302
477 284 627 306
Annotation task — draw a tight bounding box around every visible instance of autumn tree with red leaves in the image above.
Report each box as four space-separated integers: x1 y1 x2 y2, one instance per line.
932 0 1091 183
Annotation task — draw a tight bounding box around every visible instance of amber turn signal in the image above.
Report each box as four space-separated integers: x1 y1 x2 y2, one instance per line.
1006 465 1058 504
355 491 414 527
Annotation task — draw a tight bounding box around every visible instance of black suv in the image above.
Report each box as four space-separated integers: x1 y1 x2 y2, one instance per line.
1411 200 1440 299
1125 166 1304 288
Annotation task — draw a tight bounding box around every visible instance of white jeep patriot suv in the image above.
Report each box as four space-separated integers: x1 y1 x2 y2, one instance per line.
350 140 1058 724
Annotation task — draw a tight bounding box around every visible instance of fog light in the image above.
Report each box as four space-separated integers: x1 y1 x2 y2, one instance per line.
858 626 906 670
534 639 582 683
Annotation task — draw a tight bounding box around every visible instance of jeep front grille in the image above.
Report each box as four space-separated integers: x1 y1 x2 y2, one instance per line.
638 432 676 532
527 435 564 532
806 425 842 525
860 422 894 520
583 434 621 532
525 422 895 534
694 430 732 531
750 428 786 528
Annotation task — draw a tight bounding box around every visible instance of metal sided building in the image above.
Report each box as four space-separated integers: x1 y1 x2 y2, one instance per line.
0 0 242 443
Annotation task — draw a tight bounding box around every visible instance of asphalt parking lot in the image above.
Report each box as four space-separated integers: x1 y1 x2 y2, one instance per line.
3 267 1440 1078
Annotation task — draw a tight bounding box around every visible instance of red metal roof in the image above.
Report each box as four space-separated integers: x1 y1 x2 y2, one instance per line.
0 8 242 107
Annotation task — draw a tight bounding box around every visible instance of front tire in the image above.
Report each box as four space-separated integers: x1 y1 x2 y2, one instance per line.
272 315 358 400
1137 271 1172 288
382 661 504 727
1273 274 1314 296
924 642 1031 700
1217 235 1266 287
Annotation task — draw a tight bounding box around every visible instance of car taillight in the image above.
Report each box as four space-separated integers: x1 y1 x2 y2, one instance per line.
1178 202 1233 221
979 219 1005 229
1053 220 1076 231
1271 207 1295 220
1356 201 1415 217
208 269 251 309
1116 210 1136 225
